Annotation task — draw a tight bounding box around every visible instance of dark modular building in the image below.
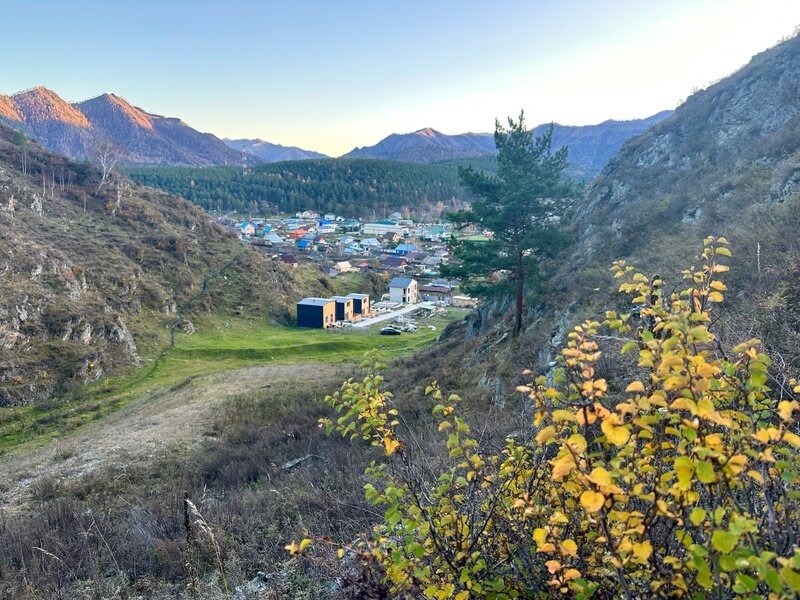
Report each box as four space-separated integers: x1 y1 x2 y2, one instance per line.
347 293 371 317
296 298 335 328
331 296 354 321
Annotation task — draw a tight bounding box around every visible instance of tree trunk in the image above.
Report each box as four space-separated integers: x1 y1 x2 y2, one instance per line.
514 249 524 336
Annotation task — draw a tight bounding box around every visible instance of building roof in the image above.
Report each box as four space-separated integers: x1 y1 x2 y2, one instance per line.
420 284 451 294
331 296 353 303
346 293 369 300
389 277 415 288
297 297 334 307
395 243 417 252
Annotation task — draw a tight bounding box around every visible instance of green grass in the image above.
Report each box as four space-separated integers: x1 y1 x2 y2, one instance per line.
0 308 467 454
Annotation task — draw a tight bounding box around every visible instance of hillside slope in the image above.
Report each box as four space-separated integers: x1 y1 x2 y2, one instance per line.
0 126 305 405
464 34 800 389
0 88 249 166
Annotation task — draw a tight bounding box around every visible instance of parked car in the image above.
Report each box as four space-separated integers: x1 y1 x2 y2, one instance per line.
380 326 402 335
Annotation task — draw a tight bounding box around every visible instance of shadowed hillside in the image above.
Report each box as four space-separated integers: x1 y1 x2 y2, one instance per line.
0 125 306 405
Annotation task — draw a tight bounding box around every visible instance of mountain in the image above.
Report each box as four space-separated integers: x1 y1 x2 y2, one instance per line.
342 113 673 179
0 87 250 166
224 138 328 162
345 127 496 164
0 124 308 405
532 111 674 179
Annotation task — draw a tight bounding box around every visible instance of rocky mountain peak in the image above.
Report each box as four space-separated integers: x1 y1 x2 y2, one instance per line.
11 86 90 127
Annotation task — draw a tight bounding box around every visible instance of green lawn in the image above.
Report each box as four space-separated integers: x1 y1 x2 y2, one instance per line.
0 308 467 454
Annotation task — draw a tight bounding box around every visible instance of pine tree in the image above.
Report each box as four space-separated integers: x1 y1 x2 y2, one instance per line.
444 112 574 336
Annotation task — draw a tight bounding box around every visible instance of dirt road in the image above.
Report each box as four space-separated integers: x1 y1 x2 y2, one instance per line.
0 363 338 513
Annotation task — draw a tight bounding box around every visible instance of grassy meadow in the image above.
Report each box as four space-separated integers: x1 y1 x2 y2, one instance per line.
0 308 467 455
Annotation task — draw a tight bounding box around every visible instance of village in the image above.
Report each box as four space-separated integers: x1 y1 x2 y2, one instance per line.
213 209 481 330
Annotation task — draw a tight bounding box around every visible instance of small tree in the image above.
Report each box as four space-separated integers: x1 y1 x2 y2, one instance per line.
443 112 574 336
293 238 800 598
93 137 121 192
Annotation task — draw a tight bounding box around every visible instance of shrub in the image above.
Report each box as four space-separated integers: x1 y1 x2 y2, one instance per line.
298 237 800 598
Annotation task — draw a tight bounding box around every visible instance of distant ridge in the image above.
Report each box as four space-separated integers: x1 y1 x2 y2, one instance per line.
224 138 328 162
0 87 253 166
343 112 673 179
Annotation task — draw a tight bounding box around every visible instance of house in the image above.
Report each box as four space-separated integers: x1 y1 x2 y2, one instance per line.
451 295 478 308
420 225 449 241
264 232 283 244
363 223 405 237
334 260 352 274
420 284 452 304
383 231 401 245
356 261 370 271
238 221 255 236
360 238 382 250
389 277 418 304
347 293 371 317
331 296 355 321
288 228 308 239
381 255 408 270
394 243 417 256
297 210 319 219
341 219 361 232
296 239 312 250
280 254 299 268
297 298 335 328
318 223 337 234
389 211 403 221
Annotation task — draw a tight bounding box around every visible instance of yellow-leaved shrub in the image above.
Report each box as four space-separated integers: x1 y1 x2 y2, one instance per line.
293 237 800 599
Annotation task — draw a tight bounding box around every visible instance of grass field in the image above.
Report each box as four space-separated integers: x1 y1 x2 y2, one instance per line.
0 307 467 454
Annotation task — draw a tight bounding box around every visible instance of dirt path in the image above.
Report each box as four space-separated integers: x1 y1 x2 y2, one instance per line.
0 363 338 513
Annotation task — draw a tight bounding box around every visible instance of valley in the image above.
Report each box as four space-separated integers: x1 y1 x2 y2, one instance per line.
2 8 800 599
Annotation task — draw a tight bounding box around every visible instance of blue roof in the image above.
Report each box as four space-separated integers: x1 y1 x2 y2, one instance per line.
389 277 414 288
331 296 353 302
396 243 417 252
298 297 333 307
296 239 311 248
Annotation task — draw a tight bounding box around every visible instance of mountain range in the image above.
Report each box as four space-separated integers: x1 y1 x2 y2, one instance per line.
0 86 671 176
343 112 673 178
0 87 247 166
223 138 328 162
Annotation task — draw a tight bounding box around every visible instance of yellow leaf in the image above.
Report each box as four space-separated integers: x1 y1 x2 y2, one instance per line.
626 381 645 393
545 559 562 574
438 421 452 431
784 431 800 448
382 436 402 456
563 568 581 581
580 490 605 513
601 419 630 446
535 425 557 445
560 539 578 557
707 291 724 303
551 453 576 481
537 542 556 553
779 400 799 422
586 466 612 487
533 528 548 547
632 540 653 564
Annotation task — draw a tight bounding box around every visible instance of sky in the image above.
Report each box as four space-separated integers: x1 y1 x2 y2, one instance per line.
2 0 800 156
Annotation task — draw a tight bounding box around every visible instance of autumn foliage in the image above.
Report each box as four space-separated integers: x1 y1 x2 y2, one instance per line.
291 237 800 598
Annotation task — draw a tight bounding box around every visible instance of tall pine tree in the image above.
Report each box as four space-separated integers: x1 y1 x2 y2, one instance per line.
444 112 574 336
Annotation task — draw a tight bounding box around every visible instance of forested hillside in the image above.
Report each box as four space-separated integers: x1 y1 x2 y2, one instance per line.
127 158 472 217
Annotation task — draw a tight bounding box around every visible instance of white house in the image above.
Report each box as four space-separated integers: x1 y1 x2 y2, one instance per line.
389 277 418 304
238 221 255 236
363 223 406 237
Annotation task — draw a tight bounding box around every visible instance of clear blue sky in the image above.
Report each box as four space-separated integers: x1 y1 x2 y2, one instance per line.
2 0 799 155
